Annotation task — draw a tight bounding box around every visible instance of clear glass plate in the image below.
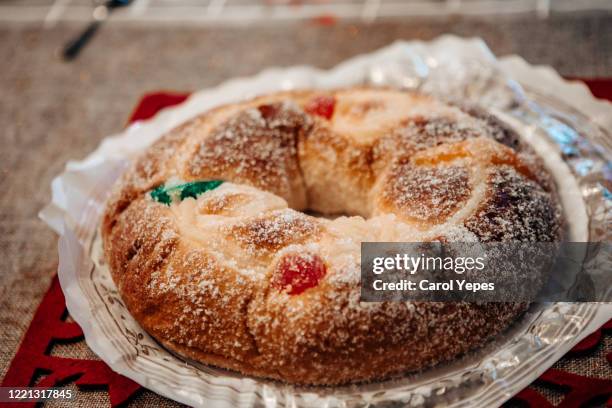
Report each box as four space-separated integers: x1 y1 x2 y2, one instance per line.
41 36 612 408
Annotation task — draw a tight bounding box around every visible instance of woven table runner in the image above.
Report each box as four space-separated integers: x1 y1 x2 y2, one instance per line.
2 81 611 407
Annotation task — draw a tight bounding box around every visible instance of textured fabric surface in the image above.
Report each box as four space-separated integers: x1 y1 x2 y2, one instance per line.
1 11 611 406
536 335 612 406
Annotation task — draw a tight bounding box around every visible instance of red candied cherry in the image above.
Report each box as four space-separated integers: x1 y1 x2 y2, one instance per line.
273 253 327 295
305 95 336 120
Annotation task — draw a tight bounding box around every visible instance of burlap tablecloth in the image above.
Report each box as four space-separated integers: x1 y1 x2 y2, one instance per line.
1 11 611 406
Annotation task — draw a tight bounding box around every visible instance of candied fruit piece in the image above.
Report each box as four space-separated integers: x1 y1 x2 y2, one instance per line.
150 180 224 205
305 95 336 120
257 103 279 119
274 253 327 295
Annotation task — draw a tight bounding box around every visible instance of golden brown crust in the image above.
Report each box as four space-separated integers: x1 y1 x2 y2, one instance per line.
102 87 562 385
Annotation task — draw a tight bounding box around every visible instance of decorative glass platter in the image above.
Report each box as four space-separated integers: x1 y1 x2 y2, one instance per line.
41 36 612 407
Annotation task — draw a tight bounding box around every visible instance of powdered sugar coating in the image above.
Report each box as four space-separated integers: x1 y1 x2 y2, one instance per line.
186 101 310 209
380 162 472 226
102 88 561 385
224 209 322 255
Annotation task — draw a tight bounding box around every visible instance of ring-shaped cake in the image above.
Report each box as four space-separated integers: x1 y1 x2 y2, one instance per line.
102 88 561 385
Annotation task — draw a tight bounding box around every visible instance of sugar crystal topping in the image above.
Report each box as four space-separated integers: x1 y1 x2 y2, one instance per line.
117 90 559 298
104 89 561 374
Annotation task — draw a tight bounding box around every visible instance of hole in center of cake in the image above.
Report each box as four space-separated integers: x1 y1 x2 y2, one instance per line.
302 209 355 220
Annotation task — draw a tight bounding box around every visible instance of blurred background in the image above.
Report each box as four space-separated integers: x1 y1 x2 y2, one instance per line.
1 0 611 25
1 1 611 405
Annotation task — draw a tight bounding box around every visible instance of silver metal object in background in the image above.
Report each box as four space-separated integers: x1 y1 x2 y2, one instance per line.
62 0 132 61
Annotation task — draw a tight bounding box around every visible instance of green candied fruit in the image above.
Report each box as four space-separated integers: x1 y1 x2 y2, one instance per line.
150 180 224 205
179 180 224 200
150 185 172 205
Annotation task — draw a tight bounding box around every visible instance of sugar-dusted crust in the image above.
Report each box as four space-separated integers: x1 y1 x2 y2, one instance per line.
102 87 561 385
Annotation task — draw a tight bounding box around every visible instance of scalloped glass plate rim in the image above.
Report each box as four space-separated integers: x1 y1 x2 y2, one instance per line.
40 35 612 408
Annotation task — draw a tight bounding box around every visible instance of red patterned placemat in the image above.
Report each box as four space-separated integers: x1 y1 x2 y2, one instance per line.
2 81 611 407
